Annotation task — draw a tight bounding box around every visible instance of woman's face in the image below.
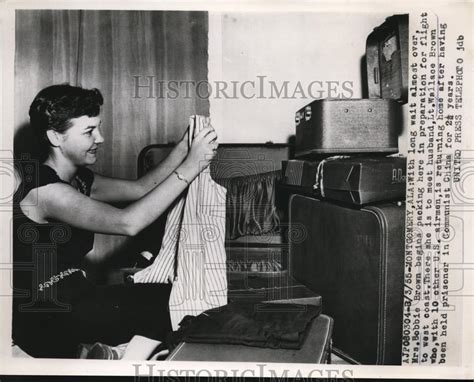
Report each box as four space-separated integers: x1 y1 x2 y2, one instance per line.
56 115 104 166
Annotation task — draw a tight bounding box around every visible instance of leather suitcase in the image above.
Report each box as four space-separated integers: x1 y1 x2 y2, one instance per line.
282 156 406 205
289 194 405 364
366 14 409 103
317 156 407 205
282 159 320 193
295 98 401 157
167 313 333 363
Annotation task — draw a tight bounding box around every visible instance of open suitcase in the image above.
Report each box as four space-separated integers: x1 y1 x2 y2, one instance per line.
288 194 405 364
133 143 292 261
116 143 323 305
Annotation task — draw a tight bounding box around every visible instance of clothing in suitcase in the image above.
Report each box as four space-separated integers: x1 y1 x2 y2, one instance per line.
167 313 333 363
289 194 405 365
226 238 322 306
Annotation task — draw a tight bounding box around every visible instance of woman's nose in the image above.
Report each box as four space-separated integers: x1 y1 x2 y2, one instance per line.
94 128 105 144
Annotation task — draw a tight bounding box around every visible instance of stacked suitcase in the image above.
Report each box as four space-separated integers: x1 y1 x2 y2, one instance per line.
282 14 408 365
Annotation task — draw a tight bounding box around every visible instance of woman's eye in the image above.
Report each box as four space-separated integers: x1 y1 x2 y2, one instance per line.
85 131 93 136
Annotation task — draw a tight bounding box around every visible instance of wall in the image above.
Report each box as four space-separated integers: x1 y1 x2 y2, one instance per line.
14 10 209 269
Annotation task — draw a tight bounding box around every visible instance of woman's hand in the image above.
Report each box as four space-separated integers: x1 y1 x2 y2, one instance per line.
172 128 190 161
180 125 218 177
172 117 215 162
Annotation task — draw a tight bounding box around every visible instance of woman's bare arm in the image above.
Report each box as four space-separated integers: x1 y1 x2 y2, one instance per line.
40 127 216 236
40 167 191 236
90 131 189 203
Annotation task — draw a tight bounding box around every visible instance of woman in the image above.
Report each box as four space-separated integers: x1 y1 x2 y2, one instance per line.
13 84 218 359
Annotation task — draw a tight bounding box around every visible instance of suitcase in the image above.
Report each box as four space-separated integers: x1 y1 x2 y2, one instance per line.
289 194 405 364
135 143 291 244
320 156 406 205
366 14 409 103
295 99 401 157
167 313 333 363
282 156 406 205
117 143 293 278
138 143 292 178
295 14 408 157
282 159 320 193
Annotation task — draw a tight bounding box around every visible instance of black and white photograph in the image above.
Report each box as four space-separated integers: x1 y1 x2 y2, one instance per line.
0 1 472 380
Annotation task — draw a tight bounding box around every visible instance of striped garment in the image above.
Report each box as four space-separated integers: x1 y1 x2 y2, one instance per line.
134 115 228 330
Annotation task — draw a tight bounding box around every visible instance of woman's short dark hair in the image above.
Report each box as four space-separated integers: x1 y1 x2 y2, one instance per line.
29 84 104 148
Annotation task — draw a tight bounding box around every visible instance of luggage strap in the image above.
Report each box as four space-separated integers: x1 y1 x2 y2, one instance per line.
313 155 351 197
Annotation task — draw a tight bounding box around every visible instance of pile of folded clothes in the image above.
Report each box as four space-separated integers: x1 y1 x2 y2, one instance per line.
168 302 321 350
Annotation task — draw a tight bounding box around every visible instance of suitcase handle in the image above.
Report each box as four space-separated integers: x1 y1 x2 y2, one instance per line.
373 67 379 84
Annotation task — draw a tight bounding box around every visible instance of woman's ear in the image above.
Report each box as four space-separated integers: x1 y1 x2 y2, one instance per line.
45 130 61 147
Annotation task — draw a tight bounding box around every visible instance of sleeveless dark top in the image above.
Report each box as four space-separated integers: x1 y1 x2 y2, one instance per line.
13 164 95 307
12 165 173 358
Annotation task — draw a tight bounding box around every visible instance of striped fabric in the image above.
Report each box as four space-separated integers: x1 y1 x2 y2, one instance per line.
134 116 228 330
